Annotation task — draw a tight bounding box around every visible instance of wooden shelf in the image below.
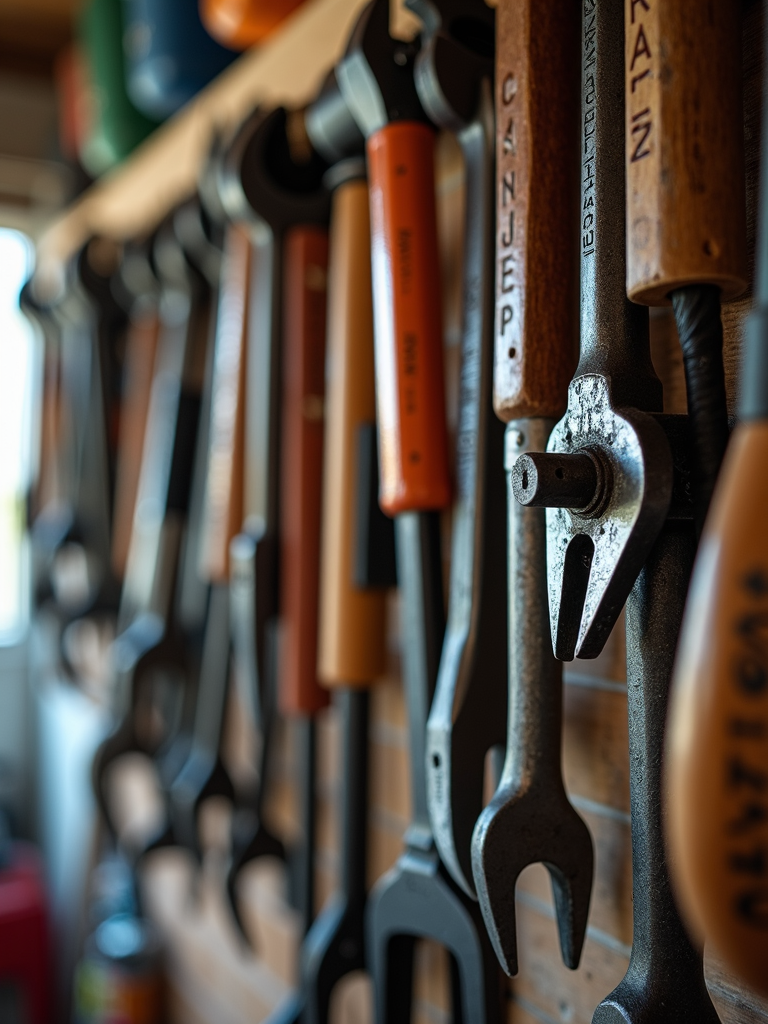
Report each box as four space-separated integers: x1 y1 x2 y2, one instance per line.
35 0 370 281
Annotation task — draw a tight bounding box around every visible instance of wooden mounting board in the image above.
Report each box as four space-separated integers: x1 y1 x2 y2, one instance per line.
34 0 372 284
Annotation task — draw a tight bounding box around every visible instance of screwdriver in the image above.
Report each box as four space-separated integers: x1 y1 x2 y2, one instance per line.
666 3 768 999
625 0 747 535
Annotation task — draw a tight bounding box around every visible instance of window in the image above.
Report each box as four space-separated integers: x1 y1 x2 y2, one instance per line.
0 229 36 644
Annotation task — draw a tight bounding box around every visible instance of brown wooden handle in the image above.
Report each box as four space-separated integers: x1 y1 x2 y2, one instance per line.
111 306 160 579
667 422 768 997
318 176 388 688
492 0 579 422
279 224 331 716
625 0 747 305
198 225 248 585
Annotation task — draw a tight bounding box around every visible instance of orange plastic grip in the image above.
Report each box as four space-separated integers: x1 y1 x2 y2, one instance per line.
199 0 305 49
366 121 451 515
198 225 248 585
667 422 768 997
111 307 160 579
318 177 388 687
279 226 331 716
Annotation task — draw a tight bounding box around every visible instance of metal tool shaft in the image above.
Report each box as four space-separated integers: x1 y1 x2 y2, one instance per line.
593 523 719 1022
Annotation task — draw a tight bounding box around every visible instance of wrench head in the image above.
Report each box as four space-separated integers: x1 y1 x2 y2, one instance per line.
427 672 506 897
367 851 503 1024
546 375 672 661
471 781 594 976
300 892 367 1024
408 0 494 133
226 812 286 947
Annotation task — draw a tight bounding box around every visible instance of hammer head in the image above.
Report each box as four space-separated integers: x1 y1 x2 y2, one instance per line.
472 779 594 976
524 375 673 661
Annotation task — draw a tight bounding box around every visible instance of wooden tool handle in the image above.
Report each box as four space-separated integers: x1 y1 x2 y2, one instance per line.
318 177 388 687
625 0 747 305
492 0 579 422
198 225 248 585
667 422 768 997
200 0 305 48
366 121 451 514
111 306 160 579
279 225 331 716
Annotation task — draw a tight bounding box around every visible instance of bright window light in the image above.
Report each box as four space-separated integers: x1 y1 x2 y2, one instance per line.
0 229 36 644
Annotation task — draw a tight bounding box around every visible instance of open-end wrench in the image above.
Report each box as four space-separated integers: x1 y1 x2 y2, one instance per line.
332 1 504 1018
215 106 330 920
154 220 253 859
227 220 332 950
624 0 746 538
408 0 509 903
93 220 209 843
666 3 768 999
274 156 389 1024
510 1 721 1019
470 0 593 978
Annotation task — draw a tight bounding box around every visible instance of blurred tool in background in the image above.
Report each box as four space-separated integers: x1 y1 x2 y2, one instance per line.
201 0 307 50
122 0 237 119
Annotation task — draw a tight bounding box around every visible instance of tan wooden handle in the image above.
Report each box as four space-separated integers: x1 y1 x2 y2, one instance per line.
318 177 388 688
492 0 579 422
667 422 768 997
625 0 747 305
198 224 248 585
111 306 160 579
279 224 331 716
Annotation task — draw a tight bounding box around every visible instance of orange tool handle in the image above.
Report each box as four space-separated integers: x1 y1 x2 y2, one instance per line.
279 225 331 716
625 0 747 305
111 306 160 579
666 422 768 997
366 121 451 515
200 0 305 49
493 0 578 422
198 224 248 585
318 176 388 688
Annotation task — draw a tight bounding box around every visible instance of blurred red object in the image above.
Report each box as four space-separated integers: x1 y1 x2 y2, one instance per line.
0 844 52 1024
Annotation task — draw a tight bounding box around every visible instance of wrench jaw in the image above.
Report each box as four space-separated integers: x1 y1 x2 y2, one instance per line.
471 784 594 977
426 690 503 899
367 849 502 1024
544 376 674 661
226 812 287 947
298 894 366 1024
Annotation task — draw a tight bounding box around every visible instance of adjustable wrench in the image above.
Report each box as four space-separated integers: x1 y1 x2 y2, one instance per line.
279 156 389 1024
510 1 721 1019
470 0 593 977
409 0 508 903
666 3 768 999
214 106 330 926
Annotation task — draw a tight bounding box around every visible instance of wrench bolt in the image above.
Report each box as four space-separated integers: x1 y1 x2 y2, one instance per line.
511 451 608 515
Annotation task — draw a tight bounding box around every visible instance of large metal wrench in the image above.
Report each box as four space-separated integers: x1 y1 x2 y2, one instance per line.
216 106 330 927
510 0 721 1018
406 0 509 905
470 0 593 977
368 508 504 1024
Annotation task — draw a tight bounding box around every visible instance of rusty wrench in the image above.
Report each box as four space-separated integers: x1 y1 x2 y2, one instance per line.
510 0 721 1018
470 0 594 976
